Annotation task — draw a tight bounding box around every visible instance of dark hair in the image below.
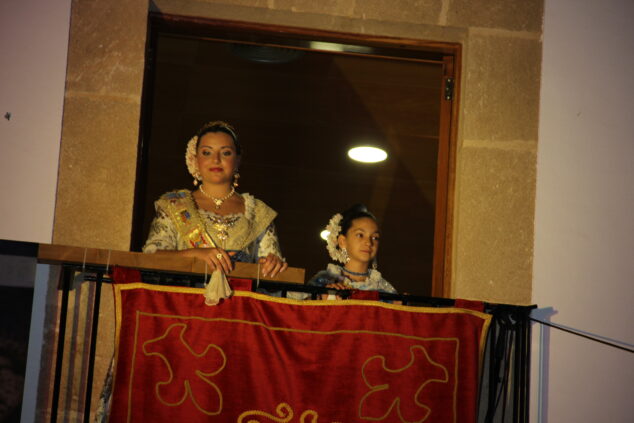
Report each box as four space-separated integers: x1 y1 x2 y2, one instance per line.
195 121 242 155
340 204 377 236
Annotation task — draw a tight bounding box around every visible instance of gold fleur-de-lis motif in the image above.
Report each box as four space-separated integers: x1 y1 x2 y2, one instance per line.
359 345 450 423
142 323 227 415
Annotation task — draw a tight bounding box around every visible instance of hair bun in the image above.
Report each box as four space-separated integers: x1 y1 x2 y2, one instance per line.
343 203 369 216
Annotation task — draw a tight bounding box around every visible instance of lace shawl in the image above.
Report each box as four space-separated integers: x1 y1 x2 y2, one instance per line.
143 190 282 262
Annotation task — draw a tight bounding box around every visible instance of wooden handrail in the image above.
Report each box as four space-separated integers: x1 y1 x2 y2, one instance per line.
37 244 305 284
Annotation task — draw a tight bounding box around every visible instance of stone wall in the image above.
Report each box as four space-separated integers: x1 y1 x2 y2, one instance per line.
53 0 543 304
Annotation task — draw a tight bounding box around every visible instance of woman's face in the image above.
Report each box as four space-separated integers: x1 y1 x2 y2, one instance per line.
196 132 239 185
338 217 380 266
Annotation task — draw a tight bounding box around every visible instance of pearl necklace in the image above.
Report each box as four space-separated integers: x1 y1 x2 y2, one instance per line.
199 185 235 209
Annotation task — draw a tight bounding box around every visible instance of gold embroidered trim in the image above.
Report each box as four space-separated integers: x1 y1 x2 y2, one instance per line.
158 190 216 249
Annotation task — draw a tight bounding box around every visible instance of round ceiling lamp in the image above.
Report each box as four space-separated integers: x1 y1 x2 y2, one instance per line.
347 146 388 163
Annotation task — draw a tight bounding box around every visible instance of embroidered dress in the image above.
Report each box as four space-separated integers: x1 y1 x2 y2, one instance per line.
96 190 283 422
308 263 397 293
287 264 396 300
142 189 282 261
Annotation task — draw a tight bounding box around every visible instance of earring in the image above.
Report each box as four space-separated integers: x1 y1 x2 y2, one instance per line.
192 166 201 186
342 248 350 263
372 258 378 270
233 172 240 188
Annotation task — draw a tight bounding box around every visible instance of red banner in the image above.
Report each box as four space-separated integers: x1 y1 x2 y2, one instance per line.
110 284 491 422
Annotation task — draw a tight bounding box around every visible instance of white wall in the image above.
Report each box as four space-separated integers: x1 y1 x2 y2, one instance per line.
532 0 634 421
0 0 71 243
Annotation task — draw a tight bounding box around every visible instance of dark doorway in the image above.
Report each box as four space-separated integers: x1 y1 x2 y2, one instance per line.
132 15 459 296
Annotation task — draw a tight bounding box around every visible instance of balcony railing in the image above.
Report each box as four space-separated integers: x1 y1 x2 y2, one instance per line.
15 243 534 422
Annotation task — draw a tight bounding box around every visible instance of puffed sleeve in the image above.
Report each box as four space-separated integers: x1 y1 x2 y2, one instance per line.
377 279 398 294
252 222 283 259
142 202 179 253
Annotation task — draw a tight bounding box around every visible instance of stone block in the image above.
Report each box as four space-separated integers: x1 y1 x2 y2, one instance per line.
351 0 442 25
452 143 536 304
197 0 269 7
346 18 467 43
65 0 147 95
462 33 542 141
271 0 355 16
54 95 139 250
447 0 543 32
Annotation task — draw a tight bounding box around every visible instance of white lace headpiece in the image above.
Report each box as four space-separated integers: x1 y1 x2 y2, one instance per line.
185 135 201 182
325 213 347 263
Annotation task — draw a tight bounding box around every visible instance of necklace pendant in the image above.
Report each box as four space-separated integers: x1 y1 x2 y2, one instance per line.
199 185 235 210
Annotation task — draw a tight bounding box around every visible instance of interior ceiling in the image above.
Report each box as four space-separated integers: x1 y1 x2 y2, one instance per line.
137 34 443 295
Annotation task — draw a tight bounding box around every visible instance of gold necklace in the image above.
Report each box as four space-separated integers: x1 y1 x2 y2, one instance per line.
199 185 235 209
206 214 240 243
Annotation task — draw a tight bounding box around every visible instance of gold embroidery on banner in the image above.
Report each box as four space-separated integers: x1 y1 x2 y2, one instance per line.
238 402 293 423
129 311 459 422
116 284 488 423
237 402 342 423
117 283 493 321
138 311 460 342
141 322 227 416
358 345 450 423
125 310 143 423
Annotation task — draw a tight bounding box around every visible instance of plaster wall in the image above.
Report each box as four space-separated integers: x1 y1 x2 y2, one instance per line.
0 0 71 243
53 0 543 304
531 0 634 420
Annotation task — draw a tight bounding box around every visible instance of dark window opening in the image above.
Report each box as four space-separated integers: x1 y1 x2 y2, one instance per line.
131 15 459 296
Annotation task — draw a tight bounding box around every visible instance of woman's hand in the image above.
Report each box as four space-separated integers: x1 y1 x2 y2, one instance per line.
258 253 288 278
184 247 233 274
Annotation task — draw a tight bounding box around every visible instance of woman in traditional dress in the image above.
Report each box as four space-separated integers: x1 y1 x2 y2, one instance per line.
143 121 287 276
96 121 287 421
294 204 396 298
142 121 287 287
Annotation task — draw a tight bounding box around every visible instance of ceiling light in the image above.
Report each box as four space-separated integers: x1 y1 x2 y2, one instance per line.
347 146 388 163
309 41 372 54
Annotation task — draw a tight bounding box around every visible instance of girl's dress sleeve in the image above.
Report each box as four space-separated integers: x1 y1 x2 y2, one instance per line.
142 202 179 253
252 222 283 259
378 279 398 294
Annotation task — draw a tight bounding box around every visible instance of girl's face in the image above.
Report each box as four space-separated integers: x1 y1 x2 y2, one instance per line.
338 217 380 266
196 132 239 184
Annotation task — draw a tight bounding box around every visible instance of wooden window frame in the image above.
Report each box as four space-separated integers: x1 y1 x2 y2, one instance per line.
132 13 460 297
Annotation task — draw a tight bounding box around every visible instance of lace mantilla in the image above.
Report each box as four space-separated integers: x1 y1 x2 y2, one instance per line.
142 191 281 261
185 136 200 181
326 263 384 287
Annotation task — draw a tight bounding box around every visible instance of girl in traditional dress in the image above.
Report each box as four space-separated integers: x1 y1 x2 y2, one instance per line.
306 204 397 296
